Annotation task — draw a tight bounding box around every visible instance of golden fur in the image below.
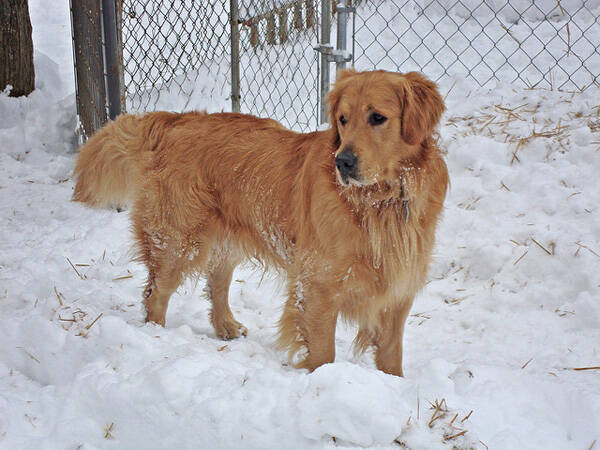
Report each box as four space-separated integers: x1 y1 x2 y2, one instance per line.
72 70 449 376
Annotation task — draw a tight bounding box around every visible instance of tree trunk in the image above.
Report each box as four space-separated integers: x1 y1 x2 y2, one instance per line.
0 0 35 97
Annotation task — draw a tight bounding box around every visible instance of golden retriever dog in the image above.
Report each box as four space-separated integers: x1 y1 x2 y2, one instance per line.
72 69 449 376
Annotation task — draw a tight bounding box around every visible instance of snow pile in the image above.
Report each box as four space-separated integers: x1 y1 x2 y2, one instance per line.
1 1 599 449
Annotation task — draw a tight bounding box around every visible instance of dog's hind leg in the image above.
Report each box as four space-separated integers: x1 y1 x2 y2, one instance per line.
141 242 187 326
137 224 212 327
205 251 246 340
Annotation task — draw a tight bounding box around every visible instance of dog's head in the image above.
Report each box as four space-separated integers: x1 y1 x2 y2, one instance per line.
327 70 444 186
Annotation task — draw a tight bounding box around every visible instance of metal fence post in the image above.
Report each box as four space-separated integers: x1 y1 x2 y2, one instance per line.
101 0 121 120
230 0 241 112
319 0 331 124
336 0 350 73
115 0 126 113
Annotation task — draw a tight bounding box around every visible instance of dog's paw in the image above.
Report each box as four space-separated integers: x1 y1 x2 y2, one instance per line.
214 317 248 340
144 312 166 327
290 345 310 368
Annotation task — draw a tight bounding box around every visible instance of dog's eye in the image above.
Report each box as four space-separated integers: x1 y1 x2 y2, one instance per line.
339 115 347 126
368 112 387 126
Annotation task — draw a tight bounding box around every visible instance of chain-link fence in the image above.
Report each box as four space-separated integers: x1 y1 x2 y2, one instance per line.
351 0 600 91
120 0 232 113
71 0 600 138
120 0 321 130
119 0 322 130
237 1 321 130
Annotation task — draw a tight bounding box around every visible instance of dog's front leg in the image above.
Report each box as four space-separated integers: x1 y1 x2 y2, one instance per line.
277 277 339 371
371 299 414 377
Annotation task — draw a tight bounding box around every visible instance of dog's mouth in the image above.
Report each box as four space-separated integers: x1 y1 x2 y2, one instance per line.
336 167 386 187
336 169 364 187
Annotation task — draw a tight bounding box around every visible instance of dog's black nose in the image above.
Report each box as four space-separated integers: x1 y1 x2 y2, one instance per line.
335 150 358 178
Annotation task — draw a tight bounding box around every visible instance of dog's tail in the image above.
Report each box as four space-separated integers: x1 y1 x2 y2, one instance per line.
72 114 150 209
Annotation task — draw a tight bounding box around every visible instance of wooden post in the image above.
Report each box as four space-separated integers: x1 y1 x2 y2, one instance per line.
305 0 314 28
293 1 303 30
250 18 259 47
278 6 288 44
266 11 275 45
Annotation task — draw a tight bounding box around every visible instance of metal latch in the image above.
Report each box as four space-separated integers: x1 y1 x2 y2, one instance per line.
314 44 352 64
335 5 356 14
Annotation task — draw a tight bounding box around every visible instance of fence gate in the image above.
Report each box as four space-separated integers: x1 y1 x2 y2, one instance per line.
235 1 322 131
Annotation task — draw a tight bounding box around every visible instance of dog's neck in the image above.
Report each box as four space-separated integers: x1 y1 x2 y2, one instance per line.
338 175 418 274
340 175 410 211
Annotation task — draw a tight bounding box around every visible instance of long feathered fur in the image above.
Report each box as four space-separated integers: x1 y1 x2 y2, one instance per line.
72 70 449 376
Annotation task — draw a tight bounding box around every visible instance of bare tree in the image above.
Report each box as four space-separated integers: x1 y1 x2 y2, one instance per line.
1 0 35 97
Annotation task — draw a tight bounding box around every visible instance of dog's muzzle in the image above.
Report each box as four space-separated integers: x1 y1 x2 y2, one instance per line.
335 149 358 184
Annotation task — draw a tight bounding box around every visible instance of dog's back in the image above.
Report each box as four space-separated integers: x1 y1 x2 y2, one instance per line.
73 111 305 210
72 111 334 267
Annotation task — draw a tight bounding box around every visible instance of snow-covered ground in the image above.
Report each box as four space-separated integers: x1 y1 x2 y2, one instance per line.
1 1 599 449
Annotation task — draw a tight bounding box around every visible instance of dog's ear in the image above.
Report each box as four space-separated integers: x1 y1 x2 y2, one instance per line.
395 72 445 145
327 69 358 128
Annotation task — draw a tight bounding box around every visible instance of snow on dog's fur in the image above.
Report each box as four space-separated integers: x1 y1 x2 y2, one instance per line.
72 69 449 376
